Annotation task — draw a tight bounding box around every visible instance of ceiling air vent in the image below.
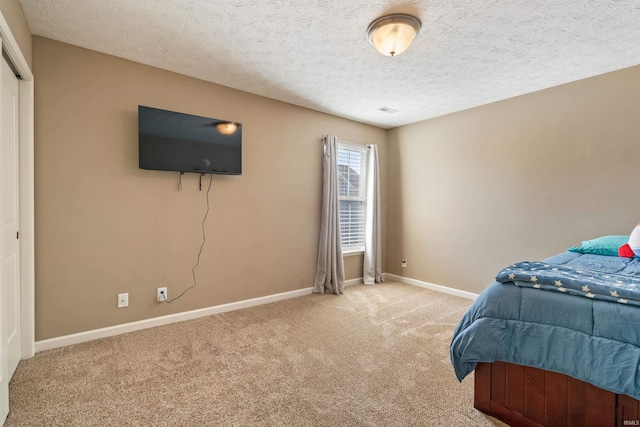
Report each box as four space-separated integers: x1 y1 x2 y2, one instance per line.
379 106 398 114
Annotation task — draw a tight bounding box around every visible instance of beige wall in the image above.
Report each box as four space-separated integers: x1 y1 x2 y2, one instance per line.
33 36 387 340
34 31 640 339
387 65 640 294
0 0 31 67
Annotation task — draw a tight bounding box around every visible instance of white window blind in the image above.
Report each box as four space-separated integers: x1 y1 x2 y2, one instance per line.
337 142 367 252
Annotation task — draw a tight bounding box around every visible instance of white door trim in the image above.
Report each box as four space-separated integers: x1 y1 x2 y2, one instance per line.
0 12 35 359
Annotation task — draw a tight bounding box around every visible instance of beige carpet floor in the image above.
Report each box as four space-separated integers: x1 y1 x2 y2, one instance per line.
6 282 505 426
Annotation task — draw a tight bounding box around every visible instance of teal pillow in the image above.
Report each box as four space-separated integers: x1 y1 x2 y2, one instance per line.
568 235 629 256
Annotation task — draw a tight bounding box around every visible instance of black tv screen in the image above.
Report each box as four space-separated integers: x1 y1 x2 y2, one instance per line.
138 106 242 175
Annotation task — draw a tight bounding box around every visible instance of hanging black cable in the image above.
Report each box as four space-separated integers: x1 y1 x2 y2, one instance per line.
162 173 212 303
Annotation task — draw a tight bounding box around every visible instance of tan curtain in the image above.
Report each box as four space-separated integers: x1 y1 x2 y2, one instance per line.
364 144 383 285
313 135 345 294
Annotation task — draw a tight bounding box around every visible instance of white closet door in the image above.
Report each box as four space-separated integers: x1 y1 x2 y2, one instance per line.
1 54 21 426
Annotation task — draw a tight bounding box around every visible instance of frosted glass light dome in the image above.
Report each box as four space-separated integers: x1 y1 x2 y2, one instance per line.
367 13 421 57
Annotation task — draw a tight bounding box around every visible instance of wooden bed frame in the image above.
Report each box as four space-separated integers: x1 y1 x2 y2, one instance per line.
474 362 640 427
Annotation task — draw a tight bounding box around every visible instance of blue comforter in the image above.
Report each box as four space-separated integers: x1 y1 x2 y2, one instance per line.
450 251 640 399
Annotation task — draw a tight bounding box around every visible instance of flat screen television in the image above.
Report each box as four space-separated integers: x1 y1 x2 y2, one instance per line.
138 105 242 175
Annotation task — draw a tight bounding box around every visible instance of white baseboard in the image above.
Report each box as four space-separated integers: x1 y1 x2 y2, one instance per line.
35 277 367 353
345 277 362 287
384 273 479 300
34 275 470 353
35 286 315 353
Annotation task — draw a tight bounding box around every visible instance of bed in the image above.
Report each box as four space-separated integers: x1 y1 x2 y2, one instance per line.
450 249 640 426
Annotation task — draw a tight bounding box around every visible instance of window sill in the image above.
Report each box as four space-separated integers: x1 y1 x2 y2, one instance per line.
343 250 364 257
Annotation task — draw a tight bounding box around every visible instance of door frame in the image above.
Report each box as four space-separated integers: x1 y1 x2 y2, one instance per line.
0 12 35 359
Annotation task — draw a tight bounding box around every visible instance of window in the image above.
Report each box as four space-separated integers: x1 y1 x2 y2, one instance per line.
337 142 367 252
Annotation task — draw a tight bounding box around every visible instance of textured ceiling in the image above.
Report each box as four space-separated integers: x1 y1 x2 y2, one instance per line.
18 0 640 128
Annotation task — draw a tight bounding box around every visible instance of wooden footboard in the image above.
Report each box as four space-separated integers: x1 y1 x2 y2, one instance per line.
474 362 640 427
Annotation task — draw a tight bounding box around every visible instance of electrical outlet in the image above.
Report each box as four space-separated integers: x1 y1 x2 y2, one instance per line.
401 259 407 268
157 287 167 302
118 293 128 308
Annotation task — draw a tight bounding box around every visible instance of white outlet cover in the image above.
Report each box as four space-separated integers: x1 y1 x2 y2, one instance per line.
157 287 167 302
118 293 128 308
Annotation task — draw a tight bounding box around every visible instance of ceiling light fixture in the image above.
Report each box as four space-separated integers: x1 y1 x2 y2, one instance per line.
367 13 421 57
216 122 238 135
